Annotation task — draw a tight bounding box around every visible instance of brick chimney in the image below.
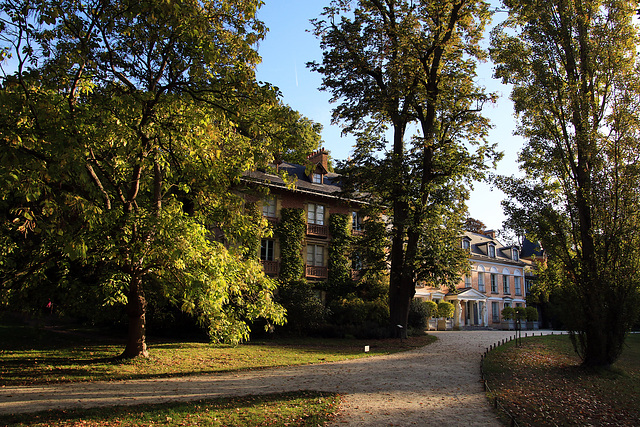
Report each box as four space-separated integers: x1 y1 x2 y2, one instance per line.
307 147 329 172
484 229 496 239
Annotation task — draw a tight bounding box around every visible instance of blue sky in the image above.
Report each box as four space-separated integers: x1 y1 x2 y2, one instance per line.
254 1 524 233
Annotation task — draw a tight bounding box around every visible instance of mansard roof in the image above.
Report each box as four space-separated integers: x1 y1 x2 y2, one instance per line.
243 161 343 198
464 231 525 267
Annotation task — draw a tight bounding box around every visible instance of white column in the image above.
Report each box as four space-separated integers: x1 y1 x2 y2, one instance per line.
454 300 462 328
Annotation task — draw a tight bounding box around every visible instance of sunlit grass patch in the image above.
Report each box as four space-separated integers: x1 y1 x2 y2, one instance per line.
0 391 341 427
0 323 436 386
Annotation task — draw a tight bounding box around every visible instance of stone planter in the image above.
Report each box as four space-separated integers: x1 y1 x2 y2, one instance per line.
526 321 539 330
501 320 514 330
437 318 448 331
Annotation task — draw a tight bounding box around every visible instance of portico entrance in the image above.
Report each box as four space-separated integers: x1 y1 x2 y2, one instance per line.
446 288 488 328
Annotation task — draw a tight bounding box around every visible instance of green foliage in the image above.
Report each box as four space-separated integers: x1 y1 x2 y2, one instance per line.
327 213 354 298
275 280 328 336
407 299 431 330
525 306 538 322
514 306 527 321
275 208 306 283
424 300 438 319
0 0 320 356
437 301 455 319
501 307 515 321
491 0 640 366
310 0 501 333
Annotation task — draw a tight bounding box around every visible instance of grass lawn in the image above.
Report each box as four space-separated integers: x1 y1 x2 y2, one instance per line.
0 391 341 426
483 333 640 426
0 322 435 387
0 320 435 426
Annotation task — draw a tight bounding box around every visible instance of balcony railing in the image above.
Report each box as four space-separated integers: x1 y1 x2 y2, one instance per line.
305 265 328 279
351 228 364 237
261 260 280 275
307 223 329 237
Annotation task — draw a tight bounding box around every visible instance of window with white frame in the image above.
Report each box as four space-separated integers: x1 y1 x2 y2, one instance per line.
492 302 499 323
515 276 522 295
262 197 276 218
312 173 322 184
352 211 363 231
503 275 510 294
491 273 498 293
465 274 471 287
488 244 496 257
478 272 485 292
260 239 274 261
307 203 325 225
525 279 533 293
504 302 511 308
513 248 519 261
462 239 470 250
306 244 324 266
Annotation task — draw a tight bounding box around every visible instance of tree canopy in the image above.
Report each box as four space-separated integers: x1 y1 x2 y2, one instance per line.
309 0 501 335
491 0 640 367
0 0 320 357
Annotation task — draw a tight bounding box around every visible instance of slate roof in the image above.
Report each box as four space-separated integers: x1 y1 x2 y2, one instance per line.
464 231 525 267
520 237 544 258
242 162 344 198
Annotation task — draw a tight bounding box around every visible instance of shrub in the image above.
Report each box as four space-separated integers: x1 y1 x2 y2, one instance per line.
525 306 539 321
275 280 327 335
514 306 527 321
408 299 431 329
501 306 515 321
424 300 438 318
437 301 455 319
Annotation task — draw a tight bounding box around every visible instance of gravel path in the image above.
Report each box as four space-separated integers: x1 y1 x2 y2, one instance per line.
0 330 553 425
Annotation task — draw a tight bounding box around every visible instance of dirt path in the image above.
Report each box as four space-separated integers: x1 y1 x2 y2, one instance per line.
0 330 552 426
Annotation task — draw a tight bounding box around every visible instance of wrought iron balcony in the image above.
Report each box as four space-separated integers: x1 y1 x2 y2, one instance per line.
305 265 328 279
306 223 329 237
260 260 280 275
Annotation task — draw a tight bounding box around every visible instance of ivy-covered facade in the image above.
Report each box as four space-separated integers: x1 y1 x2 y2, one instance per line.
243 149 365 292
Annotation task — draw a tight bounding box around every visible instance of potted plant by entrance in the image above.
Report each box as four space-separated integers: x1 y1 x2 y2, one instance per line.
501 306 515 330
424 300 438 330
437 301 455 331
525 306 539 330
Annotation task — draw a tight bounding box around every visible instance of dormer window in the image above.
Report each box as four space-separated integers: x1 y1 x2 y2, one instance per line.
513 249 519 261
488 244 496 258
462 239 471 251
312 173 322 184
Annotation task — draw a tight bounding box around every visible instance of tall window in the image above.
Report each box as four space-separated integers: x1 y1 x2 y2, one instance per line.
260 239 274 261
462 239 470 250
503 275 510 294
488 245 496 258
352 211 363 231
307 203 325 225
306 244 324 266
478 272 485 292
515 276 522 295
491 274 498 293
465 274 471 287
492 302 499 323
513 249 519 261
262 197 276 218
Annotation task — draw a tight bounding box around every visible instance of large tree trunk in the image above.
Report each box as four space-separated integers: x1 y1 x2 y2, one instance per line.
388 124 412 339
121 273 149 358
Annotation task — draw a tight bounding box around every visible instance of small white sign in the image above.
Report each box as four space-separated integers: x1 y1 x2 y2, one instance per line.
364 345 370 352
